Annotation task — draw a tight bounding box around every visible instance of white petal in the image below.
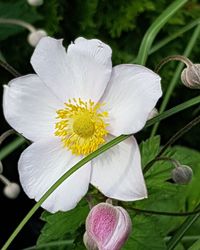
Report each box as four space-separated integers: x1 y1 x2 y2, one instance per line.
31 37 75 102
3 74 62 141
101 64 162 135
66 37 112 102
31 36 112 103
91 136 147 201
18 138 91 212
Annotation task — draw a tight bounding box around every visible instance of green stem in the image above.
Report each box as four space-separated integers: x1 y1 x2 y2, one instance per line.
149 18 200 55
136 0 188 65
146 95 200 127
166 203 200 250
145 168 172 181
129 207 200 217
158 115 200 157
1 95 200 250
144 115 200 173
130 18 200 64
0 129 15 145
0 18 36 33
0 59 21 77
0 136 26 160
165 235 200 243
21 240 74 250
155 55 193 73
144 156 180 171
151 23 200 137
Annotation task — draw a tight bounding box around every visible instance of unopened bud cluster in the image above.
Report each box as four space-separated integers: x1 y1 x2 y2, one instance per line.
84 202 132 250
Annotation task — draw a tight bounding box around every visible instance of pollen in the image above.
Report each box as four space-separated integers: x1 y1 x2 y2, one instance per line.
55 98 109 155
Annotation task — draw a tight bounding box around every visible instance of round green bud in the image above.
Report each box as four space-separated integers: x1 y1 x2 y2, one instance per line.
172 165 193 185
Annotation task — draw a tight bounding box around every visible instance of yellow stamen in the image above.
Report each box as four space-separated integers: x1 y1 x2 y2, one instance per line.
55 98 109 155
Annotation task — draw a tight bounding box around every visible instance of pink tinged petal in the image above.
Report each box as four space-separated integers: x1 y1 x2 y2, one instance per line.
84 232 99 250
31 36 112 103
3 74 63 142
18 138 91 212
101 64 162 135
147 107 158 120
66 37 112 102
91 136 147 201
84 203 132 250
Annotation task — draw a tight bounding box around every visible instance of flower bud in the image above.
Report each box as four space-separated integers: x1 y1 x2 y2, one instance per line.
3 182 20 199
148 108 158 120
84 203 132 250
181 64 200 89
27 0 43 6
172 165 193 185
27 29 47 47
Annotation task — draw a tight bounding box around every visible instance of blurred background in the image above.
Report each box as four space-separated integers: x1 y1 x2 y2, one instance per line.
0 0 199 249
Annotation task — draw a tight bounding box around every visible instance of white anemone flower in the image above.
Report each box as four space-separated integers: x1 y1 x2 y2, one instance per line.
3 37 162 213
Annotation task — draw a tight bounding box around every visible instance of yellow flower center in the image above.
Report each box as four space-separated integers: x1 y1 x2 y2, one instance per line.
55 98 109 155
73 113 95 138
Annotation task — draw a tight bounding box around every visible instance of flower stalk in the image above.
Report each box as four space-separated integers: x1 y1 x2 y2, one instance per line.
0 59 21 77
0 18 36 33
0 18 47 47
155 55 193 73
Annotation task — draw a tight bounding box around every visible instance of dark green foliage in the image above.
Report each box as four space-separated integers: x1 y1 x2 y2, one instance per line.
37 199 89 246
39 0 62 36
0 0 42 41
123 215 167 250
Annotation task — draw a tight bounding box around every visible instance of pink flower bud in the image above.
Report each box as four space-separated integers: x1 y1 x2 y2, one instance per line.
84 203 132 250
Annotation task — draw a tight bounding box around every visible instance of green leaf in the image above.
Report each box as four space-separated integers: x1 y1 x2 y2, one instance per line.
123 215 166 250
137 139 200 235
37 200 89 245
171 146 200 210
22 240 74 250
140 135 160 167
0 50 5 61
136 0 188 65
188 238 200 250
0 0 42 41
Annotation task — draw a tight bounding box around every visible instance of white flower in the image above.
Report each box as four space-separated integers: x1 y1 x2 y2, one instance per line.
3 37 162 213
